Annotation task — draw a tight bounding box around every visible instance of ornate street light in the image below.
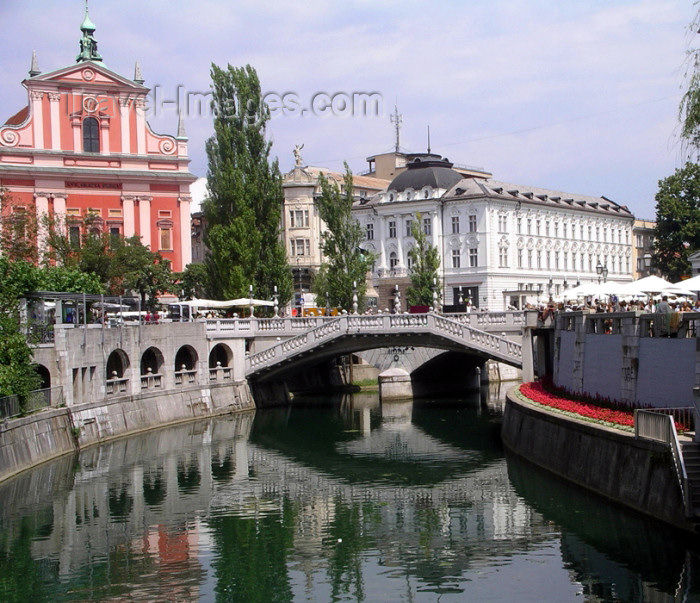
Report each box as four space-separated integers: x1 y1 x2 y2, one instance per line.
596 262 608 284
643 252 652 276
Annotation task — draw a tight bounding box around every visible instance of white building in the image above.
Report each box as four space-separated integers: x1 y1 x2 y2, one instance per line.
354 154 635 311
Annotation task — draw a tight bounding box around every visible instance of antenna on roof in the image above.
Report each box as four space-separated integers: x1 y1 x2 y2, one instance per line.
427 125 431 154
390 104 402 153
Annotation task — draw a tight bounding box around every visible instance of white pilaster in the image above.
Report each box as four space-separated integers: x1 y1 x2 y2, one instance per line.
48 92 61 150
179 196 192 267
119 97 131 154
135 98 146 155
122 195 136 238
99 116 110 155
30 90 44 149
34 192 50 260
138 195 151 248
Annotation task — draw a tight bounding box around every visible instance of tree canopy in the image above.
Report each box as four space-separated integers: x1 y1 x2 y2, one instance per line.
203 63 292 305
679 7 700 157
406 213 441 307
312 165 373 310
653 162 700 281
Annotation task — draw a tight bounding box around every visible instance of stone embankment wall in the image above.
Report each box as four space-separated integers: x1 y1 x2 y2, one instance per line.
0 381 254 484
502 389 694 533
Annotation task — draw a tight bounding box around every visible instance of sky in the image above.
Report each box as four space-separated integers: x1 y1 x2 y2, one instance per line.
0 0 696 220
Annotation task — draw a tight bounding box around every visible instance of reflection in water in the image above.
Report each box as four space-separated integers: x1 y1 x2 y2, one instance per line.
0 385 697 601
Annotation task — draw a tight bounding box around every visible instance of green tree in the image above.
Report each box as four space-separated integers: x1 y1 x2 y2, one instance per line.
406 212 441 307
174 262 210 300
203 63 292 305
111 236 173 309
0 188 38 264
312 166 373 310
653 162 700 281
679 7 700 156
0 257 41 402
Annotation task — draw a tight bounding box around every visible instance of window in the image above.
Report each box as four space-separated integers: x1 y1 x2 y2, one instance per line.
527 249 533 268
636 234 643 248
536 220 541 235
423 217 431 235
69 225 81 247
562 223 567 238
469 247 478 267
517 248 523 268
159 227 172 251
292 239 310 256
406 219 413 237
572 253 577 271
289 209 309 228
546 250 551 269
536 250 542 269
82 117 100 153
389 220 396 238
452 216 460 234
563 251 568 270
469 215 477 233
499 247 508 267
452 249 461 268
366 223 374 240
555 251 560 270
407 255 413 270
498 215 508 233
545 221 550 237
389 251 398 269
527 218 532 235
517 217 522 234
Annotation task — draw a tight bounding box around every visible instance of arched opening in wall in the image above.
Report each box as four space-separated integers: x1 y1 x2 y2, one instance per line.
140 347 164 376
209 344 232 368
175 345 198 372
106 349 130 380
82 116 99 153
36 364 51 389
410 351 485 398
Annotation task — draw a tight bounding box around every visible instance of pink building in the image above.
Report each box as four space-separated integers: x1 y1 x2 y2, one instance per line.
0 4 195 271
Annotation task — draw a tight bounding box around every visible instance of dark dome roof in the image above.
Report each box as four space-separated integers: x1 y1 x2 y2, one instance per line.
387 155 463 193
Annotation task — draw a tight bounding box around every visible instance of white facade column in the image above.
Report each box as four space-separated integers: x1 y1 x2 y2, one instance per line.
71 113 81 152
30 90 44 149
395 214 404 271
135 98 146 155
122 195 136 238
179 196 192 266
138 195 151 248
99 116 110 155
119 97 131 154
378 217 387 271
34 192 50 261
48 92 61 150
53 193 67 232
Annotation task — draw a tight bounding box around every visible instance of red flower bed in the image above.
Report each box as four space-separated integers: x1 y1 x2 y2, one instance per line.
519 381 635 428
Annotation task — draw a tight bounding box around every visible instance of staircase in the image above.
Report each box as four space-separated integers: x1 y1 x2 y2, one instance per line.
680 441 700 517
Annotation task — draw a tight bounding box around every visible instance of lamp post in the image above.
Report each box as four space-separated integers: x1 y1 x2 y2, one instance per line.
643 252 652 276
596 261 608 284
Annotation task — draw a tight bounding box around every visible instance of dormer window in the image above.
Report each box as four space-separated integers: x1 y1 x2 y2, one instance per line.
83 117 99 152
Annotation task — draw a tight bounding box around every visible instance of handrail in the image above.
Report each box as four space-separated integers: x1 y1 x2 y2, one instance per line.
635 409 692 516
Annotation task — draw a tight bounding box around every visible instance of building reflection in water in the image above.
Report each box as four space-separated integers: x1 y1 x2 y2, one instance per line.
0 384 697 601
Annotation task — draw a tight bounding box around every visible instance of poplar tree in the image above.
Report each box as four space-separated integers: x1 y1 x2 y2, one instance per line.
203 64 292 305
406 213 441 307
313 165 373 310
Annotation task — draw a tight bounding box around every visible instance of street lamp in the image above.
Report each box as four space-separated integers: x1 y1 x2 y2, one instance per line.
596 262 608 284
643 252 652 276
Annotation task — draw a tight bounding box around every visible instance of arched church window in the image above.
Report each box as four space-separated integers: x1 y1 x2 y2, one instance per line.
83 117 99 153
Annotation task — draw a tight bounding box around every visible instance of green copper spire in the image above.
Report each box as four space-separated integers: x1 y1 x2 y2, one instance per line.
76 0 103 63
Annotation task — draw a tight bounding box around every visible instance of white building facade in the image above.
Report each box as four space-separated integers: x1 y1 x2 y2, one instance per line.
354 155 635 311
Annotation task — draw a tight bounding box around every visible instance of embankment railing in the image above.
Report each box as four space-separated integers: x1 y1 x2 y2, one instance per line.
635 409 692 516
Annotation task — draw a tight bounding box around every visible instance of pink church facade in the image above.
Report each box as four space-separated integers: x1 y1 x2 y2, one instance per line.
0 6 195 272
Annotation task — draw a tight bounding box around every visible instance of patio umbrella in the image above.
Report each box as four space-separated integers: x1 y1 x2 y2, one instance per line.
675 274 700 292
624 275 674 295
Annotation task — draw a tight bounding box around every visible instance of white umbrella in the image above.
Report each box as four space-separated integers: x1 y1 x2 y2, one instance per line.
562 281 626 300
675 274 700 292
624 275 674 294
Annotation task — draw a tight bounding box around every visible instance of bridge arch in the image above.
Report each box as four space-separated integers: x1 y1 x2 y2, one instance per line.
140 347 164 376
209 343 232 369
106 349 130 379
175 345 198 372
36 364 51 389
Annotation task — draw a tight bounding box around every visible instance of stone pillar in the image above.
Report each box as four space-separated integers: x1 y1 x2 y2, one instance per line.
378 367 412 401
521 311 537 382
619 314 641 405
48 92 61 150
30 90 44 149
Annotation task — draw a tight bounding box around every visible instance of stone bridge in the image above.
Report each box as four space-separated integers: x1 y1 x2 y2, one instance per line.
232 313 526 381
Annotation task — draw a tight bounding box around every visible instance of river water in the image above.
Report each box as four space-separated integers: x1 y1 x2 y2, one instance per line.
1 384 699 602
